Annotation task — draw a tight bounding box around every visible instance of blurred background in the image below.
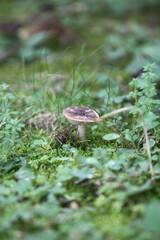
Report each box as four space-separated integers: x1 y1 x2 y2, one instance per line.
0 0 160 63
0 0 160 95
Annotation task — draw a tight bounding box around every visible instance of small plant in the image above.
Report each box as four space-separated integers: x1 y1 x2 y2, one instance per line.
128 63 158 112
127 63 159 147
0 84 25 161
95 63 159 183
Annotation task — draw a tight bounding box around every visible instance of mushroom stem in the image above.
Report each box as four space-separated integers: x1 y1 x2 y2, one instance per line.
78 125 86 141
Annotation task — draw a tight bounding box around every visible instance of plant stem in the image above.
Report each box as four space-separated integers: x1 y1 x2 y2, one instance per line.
147 76 150 111
138 109 155 184
1 90 8 124
134 79 139 108
97 106 136 120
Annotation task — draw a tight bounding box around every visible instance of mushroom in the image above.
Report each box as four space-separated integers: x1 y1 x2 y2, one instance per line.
63 106 99 141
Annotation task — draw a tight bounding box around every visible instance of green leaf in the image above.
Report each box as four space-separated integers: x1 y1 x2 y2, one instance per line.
56 165 73 182
15 167 35 181
39 155 49 161
79 157 101 169
103 133 120 141
33 140 48 145
72 167 94 180
137 111 159 130
143 201 160 233
107 160 121 171
49 157 74 162
24 32 48 47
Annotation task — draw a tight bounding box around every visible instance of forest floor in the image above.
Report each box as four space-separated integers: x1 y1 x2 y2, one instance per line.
0 1 160 239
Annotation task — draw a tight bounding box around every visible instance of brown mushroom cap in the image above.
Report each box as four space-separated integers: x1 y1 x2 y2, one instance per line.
63 106 99 124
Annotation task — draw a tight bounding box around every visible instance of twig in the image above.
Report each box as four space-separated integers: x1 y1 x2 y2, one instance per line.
138 109 155 184
98 106 136 120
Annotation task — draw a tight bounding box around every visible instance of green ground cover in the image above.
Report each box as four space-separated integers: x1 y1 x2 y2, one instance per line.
0 0 160 239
